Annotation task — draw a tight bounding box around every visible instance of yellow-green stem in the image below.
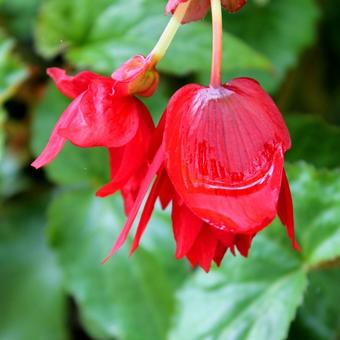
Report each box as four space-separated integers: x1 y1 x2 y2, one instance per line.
210 0 223 87
149 1 191 63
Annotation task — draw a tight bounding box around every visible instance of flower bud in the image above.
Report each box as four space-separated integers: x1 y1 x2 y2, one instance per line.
111 55 159 97
222 0 247 13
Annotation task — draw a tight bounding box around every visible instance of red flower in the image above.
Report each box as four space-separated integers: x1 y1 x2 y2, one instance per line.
32 55 158 212
103 78 299 272
166 0 247 23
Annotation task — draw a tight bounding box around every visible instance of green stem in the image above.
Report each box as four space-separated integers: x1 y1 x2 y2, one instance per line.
210 0 223 87
149 1 191 63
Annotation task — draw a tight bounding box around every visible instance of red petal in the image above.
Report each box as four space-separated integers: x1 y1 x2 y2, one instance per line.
212 228 240 259
221 0 247 12
235 233 254 256
96 148 126 198
149 111 166 161
164 80 289 234
165 0 246 23
101 146 165 263
277 169 300 251
61 80 140 148
121 177 142 215
31 94 84 168
129 169 167 255
96 107 154 199
186 224 218 272
212 228 236 248
165 0 210 24
158 173 174 209
47 67 105 99
172 199 204 258
213 242 227 266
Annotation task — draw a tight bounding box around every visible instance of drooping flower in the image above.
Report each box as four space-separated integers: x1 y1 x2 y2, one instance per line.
32 55 158 211
102 77 299 272
166 0 247 23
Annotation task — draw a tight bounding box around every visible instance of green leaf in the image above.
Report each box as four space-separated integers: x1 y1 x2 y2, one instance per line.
287 163 340 267
170 231 307 340
0 106 5 160
48 188 185 340
35 0 271 77
0 195 68 340
0 0 42 40
31 83 109 186
223 0 319 91
0 30 27 103
293 269 340 340
286 114 340 168
0 149 30 198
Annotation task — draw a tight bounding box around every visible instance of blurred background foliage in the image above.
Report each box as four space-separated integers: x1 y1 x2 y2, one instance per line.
0 0 339 339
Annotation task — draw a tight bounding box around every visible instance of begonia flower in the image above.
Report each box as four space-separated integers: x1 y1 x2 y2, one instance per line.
166 0 247 23
32 56 158 211
102 77 300 272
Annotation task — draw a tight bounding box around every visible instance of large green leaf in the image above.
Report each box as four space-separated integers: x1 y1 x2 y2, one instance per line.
0 106 5 160
0 0 42 40
0 195 68 340
170 229 307 340
31 83 109 186
290 269 340 340
170 162 340 340
0 30 27 104
286 114 340 168
288 163 340 267
48 188 187 340
0 149 30 198
223 0 319 91
35 0 271 77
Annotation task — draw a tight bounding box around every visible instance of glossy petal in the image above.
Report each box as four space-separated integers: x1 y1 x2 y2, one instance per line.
213 242 228 266
172 199 204 258
31 94 84 168
186 224 218 272
235 233 254 256
278 169 300 250
47 67 104 99
33 73 148 170
129 170 166 255
96 104 154 199
121 174 145 215
171 198 254 270
164 79 290 233
212 228 236 250
157 173 174 209
61 80 140 148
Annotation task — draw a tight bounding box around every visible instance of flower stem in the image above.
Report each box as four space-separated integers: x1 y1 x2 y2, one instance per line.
149 1 191 63
210 0 223 88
